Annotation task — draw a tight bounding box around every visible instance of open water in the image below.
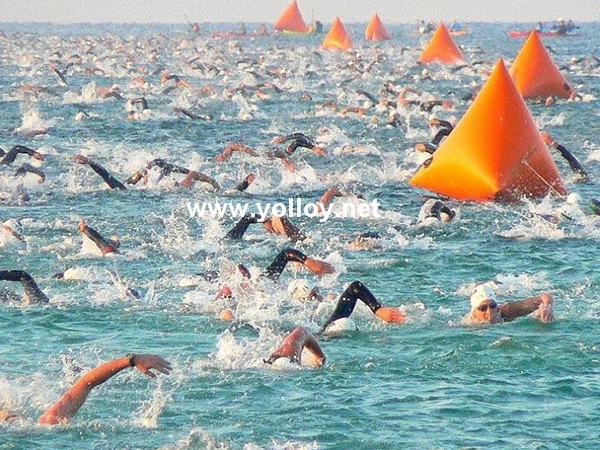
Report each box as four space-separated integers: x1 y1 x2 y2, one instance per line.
1 21 600 449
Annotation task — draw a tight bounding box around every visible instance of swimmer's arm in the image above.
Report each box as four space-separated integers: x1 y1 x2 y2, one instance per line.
499 293 554 323
38 354 172 425
225 214 259 239
74 155 126 190
300 331 326 366
78 220 116 253
179 171 220 190
317 186 342 212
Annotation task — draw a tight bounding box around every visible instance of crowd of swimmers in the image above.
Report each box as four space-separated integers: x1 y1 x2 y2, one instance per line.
1 26 599 428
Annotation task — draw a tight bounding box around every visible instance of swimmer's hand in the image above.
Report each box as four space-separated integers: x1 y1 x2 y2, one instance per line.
74 154 90 165
32 151 45 161
132 354 172 379
375 307 406 324
77 219 87 232
534 293 555 324
304 258 335 276
312 146 327 156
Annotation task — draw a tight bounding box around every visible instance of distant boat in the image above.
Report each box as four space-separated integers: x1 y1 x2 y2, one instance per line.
508 30 579 38
274 0 321 35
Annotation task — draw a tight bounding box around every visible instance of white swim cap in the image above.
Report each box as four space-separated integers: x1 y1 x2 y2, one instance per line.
566 193 581 205
288 279 311 300
470 284 497 310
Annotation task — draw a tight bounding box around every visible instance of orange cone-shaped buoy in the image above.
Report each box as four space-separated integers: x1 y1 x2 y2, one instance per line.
418 22 464 64
410 59 566 202
365 13 391 41
274 0 309 33
509 31 573 99
322 17 352 51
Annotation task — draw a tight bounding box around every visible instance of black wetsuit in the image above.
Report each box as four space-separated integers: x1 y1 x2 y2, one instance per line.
279 133 319 155
420 121 454 154
319 281 382 333
0 145 38 166
553 144 588 181
225 214 259 239
0 270 49 303
263 248 307 280
81 225 118 254
84 159 127 190
423 200 456 221
235 176 252 192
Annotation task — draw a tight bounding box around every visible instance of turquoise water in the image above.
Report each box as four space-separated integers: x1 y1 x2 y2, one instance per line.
1 21 600 449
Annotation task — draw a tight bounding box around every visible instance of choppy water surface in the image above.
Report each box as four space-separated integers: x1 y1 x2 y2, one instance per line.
1 21 600 449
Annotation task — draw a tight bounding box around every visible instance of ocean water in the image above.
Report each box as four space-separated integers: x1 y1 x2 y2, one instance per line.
1 21 600 449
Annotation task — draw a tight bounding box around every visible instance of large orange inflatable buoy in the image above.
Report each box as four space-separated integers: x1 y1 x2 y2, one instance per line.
274 0 309 33
410 59 566 202
365 13 391 41
322 17 352 50
509 31 573 99
418 22 464 64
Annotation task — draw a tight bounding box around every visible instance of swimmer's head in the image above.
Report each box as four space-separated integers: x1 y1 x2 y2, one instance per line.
470 284 497 311
288 279 312 300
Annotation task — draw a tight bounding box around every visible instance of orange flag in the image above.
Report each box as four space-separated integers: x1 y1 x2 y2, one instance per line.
418 22 464 64
274 0 309 33
322 17 352 51
410 59 566 202
509 31 573 99
365 13 391 41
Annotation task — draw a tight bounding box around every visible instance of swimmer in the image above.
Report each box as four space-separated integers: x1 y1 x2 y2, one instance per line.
415 117 454 154
287 279 323 301
0 270 49 304
234 173 255 192
37 353 171 425
74 155 127 190
541 131 588 182
348 231 382 251
225 214 305 242
462 284 554 325
14 162 46 184
173 107 212 121
319 281 405 335
0 145 45 166
264 327 325 367
271 132 327 156
263 248 335 281
215 142 259 163
78 219 120 255
1 219 26 247
418 199 456 224
125 97 148 121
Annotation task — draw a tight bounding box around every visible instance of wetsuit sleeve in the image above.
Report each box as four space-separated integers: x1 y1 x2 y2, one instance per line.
431 128 451 146
0 146 34 165
319 281 382 332
555 145 588 179
263 248 307 280
87 160 127 190
0 270 48 303
235 179 250 191
149 159 190 176
81 226 116 253
225 214 259 239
